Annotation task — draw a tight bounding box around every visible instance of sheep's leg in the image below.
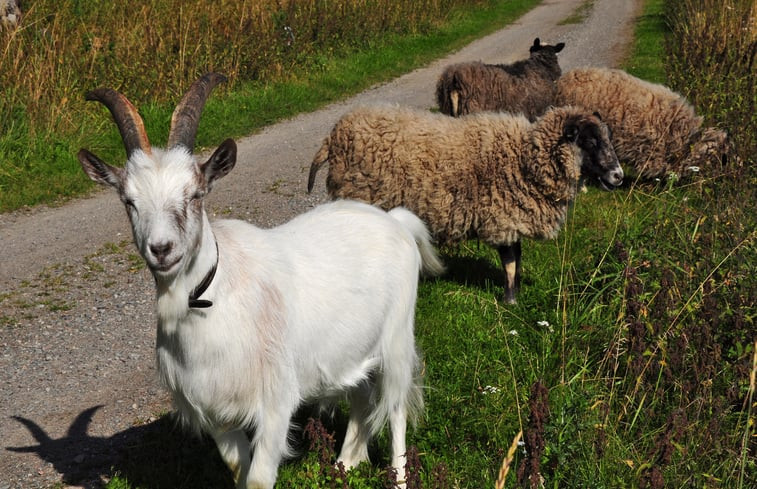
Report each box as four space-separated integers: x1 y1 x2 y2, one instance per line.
498 241 522 304
212 430 251 486
338 381 373 469
245 409 293 489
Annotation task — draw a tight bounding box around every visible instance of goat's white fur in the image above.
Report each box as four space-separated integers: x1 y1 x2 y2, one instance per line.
79 140 444 488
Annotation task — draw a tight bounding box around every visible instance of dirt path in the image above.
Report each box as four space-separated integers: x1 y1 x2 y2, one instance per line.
0 1 641 487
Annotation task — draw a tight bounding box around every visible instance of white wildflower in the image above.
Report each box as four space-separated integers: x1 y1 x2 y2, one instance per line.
537 320 555 333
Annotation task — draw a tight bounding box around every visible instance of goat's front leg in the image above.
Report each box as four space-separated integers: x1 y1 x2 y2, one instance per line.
212 430 252 485
497 241 522 304
245 409 293 489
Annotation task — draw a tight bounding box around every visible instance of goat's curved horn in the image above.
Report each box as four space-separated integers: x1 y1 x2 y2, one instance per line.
167 73 228 151
85 88 151 158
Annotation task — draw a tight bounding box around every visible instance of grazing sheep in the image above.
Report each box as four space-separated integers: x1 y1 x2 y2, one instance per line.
77 73 444 489
555 67 730 180
1 0 20 28
436 38 565 121
308 105 622 303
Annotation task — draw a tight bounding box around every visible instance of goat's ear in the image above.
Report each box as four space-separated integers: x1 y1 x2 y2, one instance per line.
201 138 237 188
554 42 565 53
77 149 124 190
563 122 580 143
530 38 541 52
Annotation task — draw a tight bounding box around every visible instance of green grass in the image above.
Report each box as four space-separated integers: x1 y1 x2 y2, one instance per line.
558 0 596 26
624 0 667 82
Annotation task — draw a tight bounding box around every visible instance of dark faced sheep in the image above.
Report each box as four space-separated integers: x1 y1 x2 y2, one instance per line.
555 67 730 180
436 38 565 121
1 0 21 28
308 105 623 303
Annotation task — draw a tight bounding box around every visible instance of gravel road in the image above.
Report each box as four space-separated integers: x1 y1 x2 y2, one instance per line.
0 1 641 487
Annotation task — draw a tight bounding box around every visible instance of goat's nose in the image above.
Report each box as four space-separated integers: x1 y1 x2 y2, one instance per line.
149 241 173 261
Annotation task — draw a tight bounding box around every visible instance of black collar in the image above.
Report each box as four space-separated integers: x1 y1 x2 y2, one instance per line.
188 242 218 309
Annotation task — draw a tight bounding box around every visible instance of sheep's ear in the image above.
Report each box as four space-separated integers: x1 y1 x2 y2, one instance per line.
593 111 602 121
554 42 565 53
530 38 541 52
77 149 124 190
563 122 579 142
201 138 237 189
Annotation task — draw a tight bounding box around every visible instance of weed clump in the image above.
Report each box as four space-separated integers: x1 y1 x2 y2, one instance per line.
300 417 452 488
516 380 550 489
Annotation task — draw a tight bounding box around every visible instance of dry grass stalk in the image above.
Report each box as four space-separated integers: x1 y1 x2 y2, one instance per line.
494 430 522 489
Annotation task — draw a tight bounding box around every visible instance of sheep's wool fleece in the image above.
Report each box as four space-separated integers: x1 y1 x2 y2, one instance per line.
555 68 725 179
321 106 583 246
436 61 557 121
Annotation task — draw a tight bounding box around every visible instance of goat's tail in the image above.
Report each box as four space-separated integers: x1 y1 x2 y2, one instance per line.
307 137 330 193
388 207 445 277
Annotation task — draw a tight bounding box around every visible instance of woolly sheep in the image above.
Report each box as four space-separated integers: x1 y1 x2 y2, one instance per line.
1 0 20 28
308 105 622 304
77 73 445 489
436 38 565 121
555 67 730 180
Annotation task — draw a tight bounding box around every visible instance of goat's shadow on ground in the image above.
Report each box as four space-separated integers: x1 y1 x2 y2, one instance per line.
7 404 368 489
7 406 232 488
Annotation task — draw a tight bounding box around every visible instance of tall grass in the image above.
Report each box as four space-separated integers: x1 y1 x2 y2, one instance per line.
666 0 756 166
1 0 525 211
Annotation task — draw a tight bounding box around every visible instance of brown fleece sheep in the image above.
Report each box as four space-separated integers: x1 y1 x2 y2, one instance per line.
308 105 623 303
436 38 565 121
555 67 730 180
1 0 21 28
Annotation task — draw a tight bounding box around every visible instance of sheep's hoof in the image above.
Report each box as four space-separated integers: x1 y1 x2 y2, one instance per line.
503 292 517 305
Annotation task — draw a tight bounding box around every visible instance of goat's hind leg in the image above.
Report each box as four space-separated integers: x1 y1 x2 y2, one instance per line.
212 429 251 486
388 403 409 488
337 381 373 470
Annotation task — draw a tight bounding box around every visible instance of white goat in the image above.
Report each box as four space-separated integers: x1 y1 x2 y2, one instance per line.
77 73 444 489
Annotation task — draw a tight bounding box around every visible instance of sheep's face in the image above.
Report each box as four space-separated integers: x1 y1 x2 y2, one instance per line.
569 114 624 190
78 140 237 279
528 38 565 74
687 127 730 172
